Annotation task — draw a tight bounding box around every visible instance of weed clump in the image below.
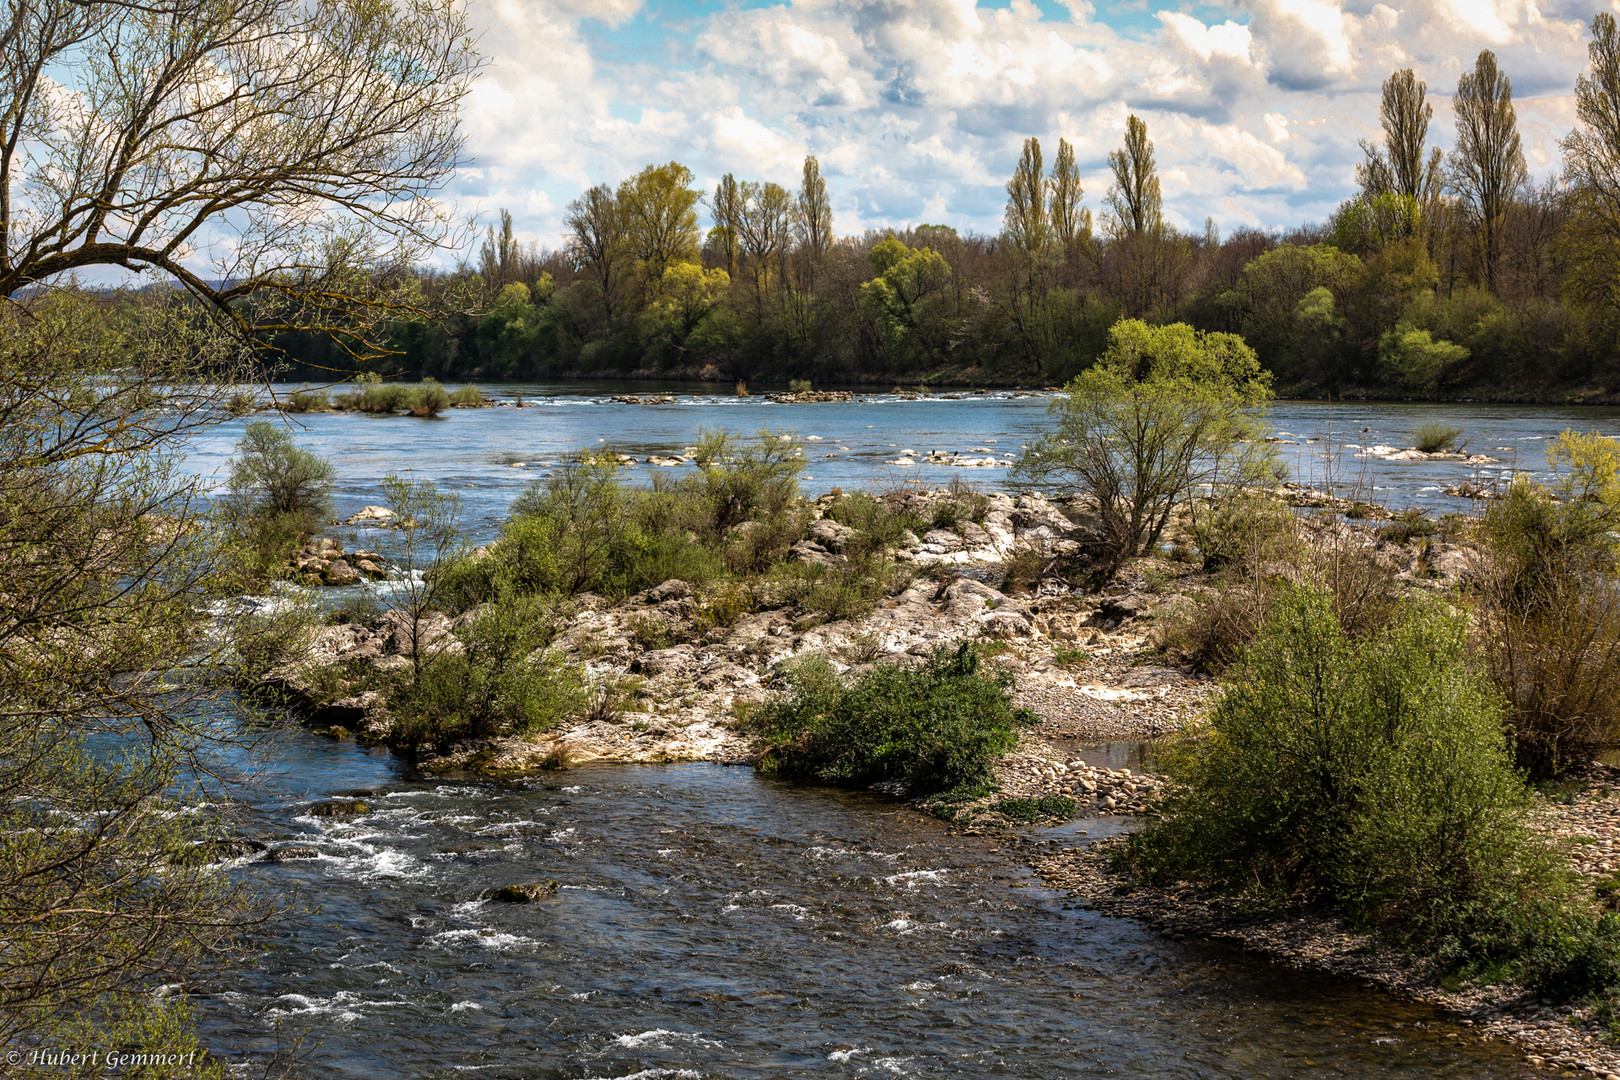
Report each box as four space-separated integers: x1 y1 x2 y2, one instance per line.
992 795 1077 823
748 642 1036 797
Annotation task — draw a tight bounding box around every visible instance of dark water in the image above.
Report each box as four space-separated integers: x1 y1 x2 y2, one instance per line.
188 383 1620 543
198 735 1549 1079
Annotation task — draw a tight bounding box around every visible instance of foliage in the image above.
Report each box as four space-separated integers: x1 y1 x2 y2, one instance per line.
1128 587 1569 968
1016 319 1275 583
1475 443 1620 775
749 643 1037 796
1412 421 1464 453
992 795 1077 823
388 592 585 748
219 420 337 581
1378 322 1469 391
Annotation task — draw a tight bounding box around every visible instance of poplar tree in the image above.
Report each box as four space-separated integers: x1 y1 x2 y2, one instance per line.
796 157 834 258
1448 51 1528 290
1047 138 1090 254
1003 137 1048 254
1106 115 1162 237
1358 69 1444 204
712 174 743 277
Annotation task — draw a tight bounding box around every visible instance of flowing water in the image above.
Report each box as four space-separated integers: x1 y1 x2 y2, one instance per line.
188 387 1599 1076
201 736 1549 1079
188 383 1620 543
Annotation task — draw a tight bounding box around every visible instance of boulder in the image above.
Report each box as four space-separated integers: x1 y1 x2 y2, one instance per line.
348 505 395 524
631 644 696 676
322 559 361 586
483 880 560 903
379 609 453 655
266 846 321 863
647 579 692 603
790 540 837 567
809 518 857 553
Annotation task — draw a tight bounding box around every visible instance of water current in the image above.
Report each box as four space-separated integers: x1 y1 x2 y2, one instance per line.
202 739 1549 1079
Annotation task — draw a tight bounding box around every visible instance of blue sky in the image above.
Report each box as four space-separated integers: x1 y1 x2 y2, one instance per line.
452 0 1597 253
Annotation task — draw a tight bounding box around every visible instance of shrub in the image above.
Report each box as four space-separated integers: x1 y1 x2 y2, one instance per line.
773 552 912 622
225 390 256 415
929 480 990 531
220 420 337 574
1412 421 1464 453
789 378 812 394
1190 492 1297 573
338 380 410 413
283 386 330 412
824 491 924 558
748 642 1036 796
690 427 803 534
388 592 584 747
1376 508 1438 545
1127 586 1571 969
1476 472 1620 775
449 384 486 407
1377 323 1468 392
410 377 450 417
1015 319 1276 584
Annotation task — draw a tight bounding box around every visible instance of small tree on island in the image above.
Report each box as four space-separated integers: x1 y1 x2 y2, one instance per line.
1015 319 1276 583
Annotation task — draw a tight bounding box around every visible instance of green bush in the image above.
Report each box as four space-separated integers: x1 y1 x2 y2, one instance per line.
1015 319 1276 584
824 491 924 558
1128 586 1573 971
1191 492 1297 573
748 642 1036 796
388 592 584 747
449 384 486 406
219 420 336 580
1412 421 1464 453
283 386 329 412
1376 508 1438 544
992 795 1077 823
410 377 450 417
788 378 812 394
1476 471 1620 775
772 551 912 622
338 381 410 413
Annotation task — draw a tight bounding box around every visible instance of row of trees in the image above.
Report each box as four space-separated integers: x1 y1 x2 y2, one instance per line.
324 15 1620 397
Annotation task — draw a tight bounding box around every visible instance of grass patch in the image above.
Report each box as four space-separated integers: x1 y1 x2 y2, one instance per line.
1413 421 1464 453
991 795 1077 823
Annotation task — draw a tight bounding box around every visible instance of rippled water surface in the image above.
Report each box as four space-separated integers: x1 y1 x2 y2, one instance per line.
185 384 1620 542
201 736 1548 1079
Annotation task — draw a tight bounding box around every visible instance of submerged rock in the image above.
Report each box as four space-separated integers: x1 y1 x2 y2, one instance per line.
307 799 370 817
483 880 560 903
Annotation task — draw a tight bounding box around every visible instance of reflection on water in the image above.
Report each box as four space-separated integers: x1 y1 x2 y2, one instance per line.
199 737 1548 1079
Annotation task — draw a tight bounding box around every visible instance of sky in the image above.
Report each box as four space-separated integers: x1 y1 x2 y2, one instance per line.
447 1 1609 253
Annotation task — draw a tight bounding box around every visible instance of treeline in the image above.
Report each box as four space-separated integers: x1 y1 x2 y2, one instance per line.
283 16 1620 397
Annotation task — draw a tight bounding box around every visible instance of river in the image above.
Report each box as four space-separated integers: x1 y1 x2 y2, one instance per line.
201 736 1544 1079
191 386 1582 1076
186 383 1620 543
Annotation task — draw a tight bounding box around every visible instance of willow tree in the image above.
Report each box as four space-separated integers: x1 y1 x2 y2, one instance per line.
1449 50 1528 290
1 0 477 360
565 184 627 325
0 0 476 1061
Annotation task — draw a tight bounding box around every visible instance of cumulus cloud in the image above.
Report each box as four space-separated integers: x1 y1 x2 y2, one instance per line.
451 0 1596 251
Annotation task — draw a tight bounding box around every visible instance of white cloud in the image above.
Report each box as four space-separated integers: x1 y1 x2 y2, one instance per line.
443 0 1596 249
